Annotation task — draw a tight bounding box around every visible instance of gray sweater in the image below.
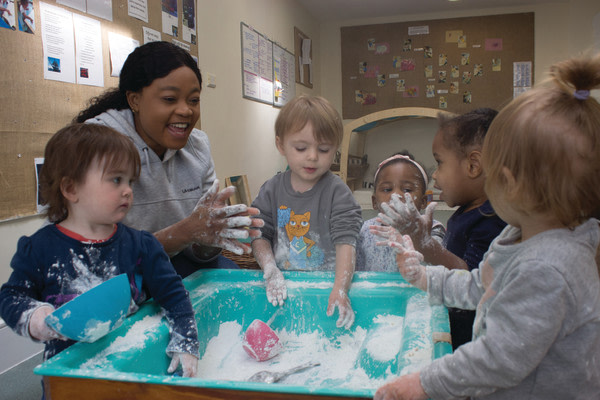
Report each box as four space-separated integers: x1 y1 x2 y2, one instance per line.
86 109 216 234
421 218 600 399
252 170 362 270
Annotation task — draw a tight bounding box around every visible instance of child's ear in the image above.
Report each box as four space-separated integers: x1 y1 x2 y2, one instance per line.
60 177 78 203
466 150 483 178
275 136 285 156
501 166 517 191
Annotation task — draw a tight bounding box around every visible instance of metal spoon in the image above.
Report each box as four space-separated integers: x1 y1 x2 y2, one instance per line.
247 361 321 383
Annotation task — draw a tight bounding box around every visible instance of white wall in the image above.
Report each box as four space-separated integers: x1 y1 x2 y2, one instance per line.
196 0 320 199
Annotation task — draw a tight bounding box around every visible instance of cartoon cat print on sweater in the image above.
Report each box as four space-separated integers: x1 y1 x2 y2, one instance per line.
277 206 324 269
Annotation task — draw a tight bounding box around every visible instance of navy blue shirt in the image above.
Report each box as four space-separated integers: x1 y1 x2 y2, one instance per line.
444 200 506 271
0 223 199 360
443 200 506 349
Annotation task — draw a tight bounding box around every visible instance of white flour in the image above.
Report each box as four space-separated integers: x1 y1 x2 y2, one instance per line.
196 313 425 390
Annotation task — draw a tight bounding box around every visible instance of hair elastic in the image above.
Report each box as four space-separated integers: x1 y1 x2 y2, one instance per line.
373 154 428 188
574 89 590 100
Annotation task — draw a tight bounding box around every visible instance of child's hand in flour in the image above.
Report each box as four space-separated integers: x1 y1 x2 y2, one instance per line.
374 230 427 291
167 352 199 378
327 289 355 329
378 193 436 251
188 179 264 255
263 262 287 306
374 372 428 400
29 305 67 342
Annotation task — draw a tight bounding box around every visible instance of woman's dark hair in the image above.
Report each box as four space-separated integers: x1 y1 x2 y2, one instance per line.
74 41 202 123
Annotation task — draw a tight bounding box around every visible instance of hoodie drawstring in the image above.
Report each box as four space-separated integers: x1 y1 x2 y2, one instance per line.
142 147 152 176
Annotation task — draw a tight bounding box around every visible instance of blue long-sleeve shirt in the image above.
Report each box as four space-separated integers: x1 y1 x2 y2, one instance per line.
0 223 199 360
444 200 506 272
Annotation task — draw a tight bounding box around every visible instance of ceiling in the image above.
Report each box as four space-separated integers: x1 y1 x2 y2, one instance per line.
296 0 561 22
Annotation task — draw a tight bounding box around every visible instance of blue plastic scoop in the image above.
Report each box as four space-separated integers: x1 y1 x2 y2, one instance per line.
45 273 133 343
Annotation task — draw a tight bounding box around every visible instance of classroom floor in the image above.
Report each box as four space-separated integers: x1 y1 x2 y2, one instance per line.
0 352 43 400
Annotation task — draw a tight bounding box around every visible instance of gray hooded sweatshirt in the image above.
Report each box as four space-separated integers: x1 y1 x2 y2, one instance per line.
421 218 600 399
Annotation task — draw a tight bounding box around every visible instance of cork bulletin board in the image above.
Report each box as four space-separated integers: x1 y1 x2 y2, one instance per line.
341 13 534 119
0 0 199 221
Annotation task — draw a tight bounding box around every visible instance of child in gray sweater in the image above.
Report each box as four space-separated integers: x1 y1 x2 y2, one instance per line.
251 95 363 329
374 53 600 399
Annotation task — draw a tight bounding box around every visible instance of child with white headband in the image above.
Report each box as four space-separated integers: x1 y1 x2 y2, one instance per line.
372 108 506 350
356 151 445 272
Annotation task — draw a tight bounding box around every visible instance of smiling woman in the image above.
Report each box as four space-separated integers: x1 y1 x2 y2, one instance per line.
73 41 264 277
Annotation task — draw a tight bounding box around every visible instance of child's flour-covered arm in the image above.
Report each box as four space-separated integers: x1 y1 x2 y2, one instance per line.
139 232 199 377
421 262 571 399
326 243 355 329
426 265 484 310
0 236 61 341
252 238 287 307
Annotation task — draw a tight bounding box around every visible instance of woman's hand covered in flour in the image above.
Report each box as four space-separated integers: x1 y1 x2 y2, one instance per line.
167 352 199 378
263 262 287 306
189 179 264 255
327 289 355 329
29 305 66 342
378 193 436 251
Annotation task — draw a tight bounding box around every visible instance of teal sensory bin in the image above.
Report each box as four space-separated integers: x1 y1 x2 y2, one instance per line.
36 269 451 398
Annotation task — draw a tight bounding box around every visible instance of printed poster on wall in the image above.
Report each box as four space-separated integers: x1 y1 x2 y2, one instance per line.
40 2 76 83
241 22 273 105
161 0 177 37
181 0 196 44
273 43 295 107
73 13 104 87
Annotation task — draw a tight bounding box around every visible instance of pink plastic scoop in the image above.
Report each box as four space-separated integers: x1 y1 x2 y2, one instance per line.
242 319 282 362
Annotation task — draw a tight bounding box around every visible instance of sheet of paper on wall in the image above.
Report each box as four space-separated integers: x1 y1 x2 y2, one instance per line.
143 26 161 44
298 55 304 83
73 14 104 87
301 38 311 64
40 2 76 83
181 0 196 44
172 39 190 52
513 61 532 98
108 31 139 77
57 0 86 13
408 25 429 36
35 158 46 214
128 0 148 23
513 61 532 87
87 0 113 21
257 35 274 103
445 30 463 43
162 0 178 37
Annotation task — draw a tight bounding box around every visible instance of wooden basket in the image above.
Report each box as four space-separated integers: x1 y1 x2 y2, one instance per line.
221 249 261 269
